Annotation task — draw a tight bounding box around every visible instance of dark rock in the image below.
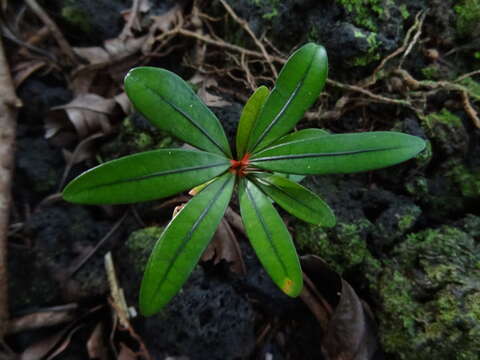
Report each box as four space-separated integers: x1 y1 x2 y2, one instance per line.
15 136 64 196
25 205 114 302
144 267 255 360
117 227 256 360
17 78 72 127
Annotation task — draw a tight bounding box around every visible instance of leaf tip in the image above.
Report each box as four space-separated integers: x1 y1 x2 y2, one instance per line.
282 277 302 297
282 278 294 294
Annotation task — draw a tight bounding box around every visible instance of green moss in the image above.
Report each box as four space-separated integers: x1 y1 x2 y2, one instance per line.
397 213 415 233
350 32 381 66
459 77 480 101
101 116 176 160
295 219 380 275
455 0 480 37
425 109 462 127
421 64 441 80
376 223 480 359
125 227 164 274
447 162 480 198
61 4 92 34
248 0 280 20
338 0 383 31
399 4 410 19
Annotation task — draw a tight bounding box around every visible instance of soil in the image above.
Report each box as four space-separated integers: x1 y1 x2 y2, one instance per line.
4 0 480 359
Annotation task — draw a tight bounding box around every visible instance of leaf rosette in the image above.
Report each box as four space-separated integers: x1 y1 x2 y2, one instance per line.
63 43 426 316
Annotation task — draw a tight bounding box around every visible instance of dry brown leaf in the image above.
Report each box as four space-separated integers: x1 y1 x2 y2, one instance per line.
301 255 381 360
150 4 182 33
12 60 46 88
190 73 231 107
46 93 117 141
87 322 108 360
202 218 246 274
118 343 138 360
8 304 77 335
19 323 83 360
115 92 133 115
74 36 147 65
74 47 111 65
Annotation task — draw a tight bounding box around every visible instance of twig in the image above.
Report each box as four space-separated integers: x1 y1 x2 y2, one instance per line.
455 69 480 83
326 78 412 107
177 28 285 63
399 11 427 68
462 91 480 129
362 10 427 88
67 211 128 277
219 0 277 77
24 0 78 65
0 35 21 339
119 0 142 40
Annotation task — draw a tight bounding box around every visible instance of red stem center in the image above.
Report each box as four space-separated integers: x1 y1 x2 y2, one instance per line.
230 153 250 177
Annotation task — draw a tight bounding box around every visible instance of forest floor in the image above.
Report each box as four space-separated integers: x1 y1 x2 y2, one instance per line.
1 0 480 359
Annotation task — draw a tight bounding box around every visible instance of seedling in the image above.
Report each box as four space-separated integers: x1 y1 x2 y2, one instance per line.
63 43 426 316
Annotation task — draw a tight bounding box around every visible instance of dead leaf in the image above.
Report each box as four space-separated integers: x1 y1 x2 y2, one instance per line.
19 323 83 360
46 93 117 141
8 304 77 335
118 343 138 360
150 4 182 33
87 323 108 360
12 60 46 88
301 255 381 360
190 74 231 107
115 92 133 115
202 218 246 274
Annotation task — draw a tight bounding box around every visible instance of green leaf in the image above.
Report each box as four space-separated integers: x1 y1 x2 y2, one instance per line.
140 172 235 316
269 128 329 147
253 174 335 227
250 131 426 174
125 67 232 157
236 85 269 158
246 43 328 153
239 179 303 297
63 149 230 204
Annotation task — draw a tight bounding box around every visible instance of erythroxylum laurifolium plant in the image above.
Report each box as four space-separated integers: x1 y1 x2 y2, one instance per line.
63 43 426 316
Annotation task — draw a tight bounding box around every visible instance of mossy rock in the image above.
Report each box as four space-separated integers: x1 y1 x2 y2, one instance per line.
455 0 480 38
100 114 178 161
124 226 163 275
423 109 468 157
375 219 480 359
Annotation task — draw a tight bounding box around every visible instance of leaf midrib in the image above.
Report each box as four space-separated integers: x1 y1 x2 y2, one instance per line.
143 84 229 156
75 162 228 192
256 177 320 216
249 50 317 152
152 175 233 301
251 146 401 162
245 182 289 278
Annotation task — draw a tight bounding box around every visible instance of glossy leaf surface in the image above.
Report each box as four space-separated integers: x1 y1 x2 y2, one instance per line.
236 85 269 158
269 128 329 147
239 179 303 297
246 43 328 153
140 172 235 315
251 131 426 174
253 174 336 227
125 67 232 157
63 149 230 204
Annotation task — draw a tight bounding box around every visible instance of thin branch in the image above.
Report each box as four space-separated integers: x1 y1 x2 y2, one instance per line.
178 28 285 63
0 35 21 339
24 0 78 65
219 0 277 77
